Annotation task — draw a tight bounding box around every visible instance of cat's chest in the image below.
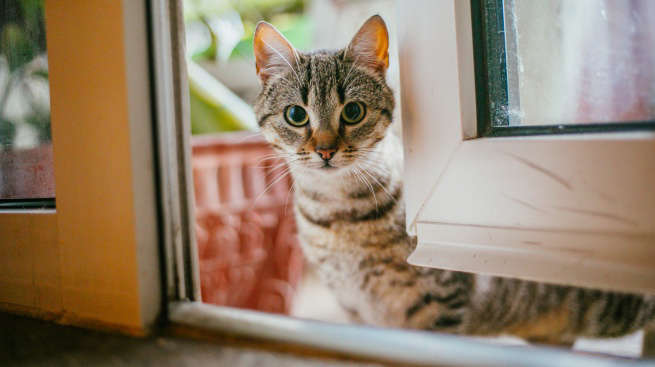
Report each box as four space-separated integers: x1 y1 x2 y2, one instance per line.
296 220 407 283
298 228 369 273
301 240 370 308
294 199 407 259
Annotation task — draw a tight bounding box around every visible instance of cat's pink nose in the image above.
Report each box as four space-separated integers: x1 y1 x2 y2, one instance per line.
315 147 337 161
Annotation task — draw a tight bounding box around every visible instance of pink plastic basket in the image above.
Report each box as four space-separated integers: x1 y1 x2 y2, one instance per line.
192 132 303 314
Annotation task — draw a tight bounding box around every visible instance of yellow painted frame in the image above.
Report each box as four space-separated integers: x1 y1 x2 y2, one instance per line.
0 0 160 334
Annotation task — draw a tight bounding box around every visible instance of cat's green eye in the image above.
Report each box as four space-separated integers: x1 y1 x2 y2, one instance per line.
284 105 309 127
341 101 366 124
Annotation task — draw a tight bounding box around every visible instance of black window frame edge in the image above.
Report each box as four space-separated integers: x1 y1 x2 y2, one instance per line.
471 0 655 137
0 198 55 209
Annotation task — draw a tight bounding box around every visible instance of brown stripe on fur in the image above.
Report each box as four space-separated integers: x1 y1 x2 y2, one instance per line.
390 279 417 287
349 116 378 141
507 303 570 342
347 185 400 221
406 288 469 320
380 109 392 121
361 269 384 288
358 256 376 270
297 204 331 228
300 56 311 105
258 113 275 126
298 187 330 202
358 256 393 270
297 185 401 227
348 174 392 199
272 122 304 146
390 262 410 272
599 294 645 336
433 316 463 329
360 232 407 249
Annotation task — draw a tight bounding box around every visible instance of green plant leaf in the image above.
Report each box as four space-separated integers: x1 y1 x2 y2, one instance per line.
24 112 51 143
20 0 44 32
1 24 36 72
30 68 48 80
0 118 17 146
188 60 257 133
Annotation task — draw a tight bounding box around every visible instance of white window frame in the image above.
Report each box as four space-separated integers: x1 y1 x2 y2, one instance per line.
398 0 655 294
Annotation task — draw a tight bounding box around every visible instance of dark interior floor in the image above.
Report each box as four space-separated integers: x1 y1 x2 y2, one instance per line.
0 313 383 367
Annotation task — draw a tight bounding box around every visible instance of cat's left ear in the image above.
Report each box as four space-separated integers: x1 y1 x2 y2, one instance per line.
253 21 299 83
345 15 389 74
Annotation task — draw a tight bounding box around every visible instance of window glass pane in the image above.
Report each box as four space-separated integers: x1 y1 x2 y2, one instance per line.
502 0 655 126
0 0 54 200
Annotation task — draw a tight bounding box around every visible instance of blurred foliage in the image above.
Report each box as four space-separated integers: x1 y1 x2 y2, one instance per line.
188 60 258 134
0 117 15 145
183 0 312 134
184 0 311 62
0 0 47 70
231 13 311 59
0 0 50 147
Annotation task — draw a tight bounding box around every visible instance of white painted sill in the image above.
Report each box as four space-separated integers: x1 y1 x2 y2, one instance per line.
169 301 650 367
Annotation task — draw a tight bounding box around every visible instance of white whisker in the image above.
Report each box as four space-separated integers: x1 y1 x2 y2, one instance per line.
360 161 396 202
235 133 265 143
255 154 285 165
343 54 361 86
253 166 293 205
284 180 296 216
262 39 302 86
355 165 378 212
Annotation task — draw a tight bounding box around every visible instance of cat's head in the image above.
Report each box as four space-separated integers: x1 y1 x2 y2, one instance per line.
253 15 394 175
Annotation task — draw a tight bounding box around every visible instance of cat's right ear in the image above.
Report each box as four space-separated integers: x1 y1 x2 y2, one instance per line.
253 21 298 84
345 15 389 74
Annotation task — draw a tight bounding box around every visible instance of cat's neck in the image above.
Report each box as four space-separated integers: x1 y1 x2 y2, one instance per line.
290 132 402 200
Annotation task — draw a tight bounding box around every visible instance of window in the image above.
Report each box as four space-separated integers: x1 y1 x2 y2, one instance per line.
402 0 655 294
473 0 655 136
0 0 54 208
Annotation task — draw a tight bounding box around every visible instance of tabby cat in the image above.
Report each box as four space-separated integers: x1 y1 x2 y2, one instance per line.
252 15 655 345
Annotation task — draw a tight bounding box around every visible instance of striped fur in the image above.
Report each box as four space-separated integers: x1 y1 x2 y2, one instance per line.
253 17 655 344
